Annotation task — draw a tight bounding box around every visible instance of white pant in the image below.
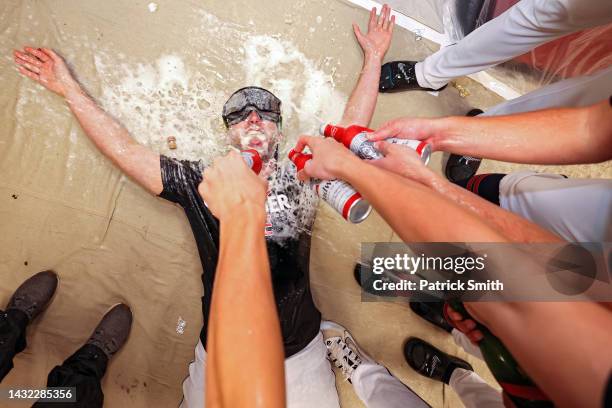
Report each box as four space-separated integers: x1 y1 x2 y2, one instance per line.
180 332 340 408
500 171 612 242
349 329 503 408
351 363 430 408
415 0 612 90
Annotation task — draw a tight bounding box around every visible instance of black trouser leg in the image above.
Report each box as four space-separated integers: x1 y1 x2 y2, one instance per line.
0 308 28 381
33 344 108 408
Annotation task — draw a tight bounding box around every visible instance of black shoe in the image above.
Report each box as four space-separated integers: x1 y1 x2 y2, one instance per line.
379 61 447 93
86 304 132 359
444 109 484 184
353 263 379 295
410 301 453 333
404 338 472 384
6 270 58 323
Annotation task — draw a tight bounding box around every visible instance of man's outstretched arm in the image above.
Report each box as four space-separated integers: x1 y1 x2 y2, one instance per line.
339 4 394 128
200 152 285 408
14 47 162 195
368 142 563 243
371 99 612 165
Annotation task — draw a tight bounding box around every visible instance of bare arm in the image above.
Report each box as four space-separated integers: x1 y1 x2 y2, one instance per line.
371 99 612 165
200 153 285 408
295 137 508 243
339 5 394 128
369 142 563 243
14 47 162 194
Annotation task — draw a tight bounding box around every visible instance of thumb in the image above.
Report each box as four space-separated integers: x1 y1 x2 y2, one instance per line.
374 141 392 156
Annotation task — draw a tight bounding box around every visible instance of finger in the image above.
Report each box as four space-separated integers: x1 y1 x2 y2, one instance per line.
14 50 43 67
303 160 316 178
17 66 40 82
294 135 316 153
15 57 40 74
468 330 484 344
368 7 376 31
368 123 397 141
352 23 364 43
377 5 385 27
382 5 391 30
296 170 310 182
447 309 464 322
389 14 396 32
25 47 50 63
40 47 60 62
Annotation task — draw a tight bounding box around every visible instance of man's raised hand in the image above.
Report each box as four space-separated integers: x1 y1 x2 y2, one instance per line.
353 4 395 61
14 47 78 97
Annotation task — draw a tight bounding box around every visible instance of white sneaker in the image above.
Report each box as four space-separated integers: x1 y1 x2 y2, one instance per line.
321 321 374 383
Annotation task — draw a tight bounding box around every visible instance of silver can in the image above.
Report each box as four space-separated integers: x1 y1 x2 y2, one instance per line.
315 179 372 224
347 131 431 165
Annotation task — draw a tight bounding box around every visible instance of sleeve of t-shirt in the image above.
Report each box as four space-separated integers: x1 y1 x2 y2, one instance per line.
158 155 204 206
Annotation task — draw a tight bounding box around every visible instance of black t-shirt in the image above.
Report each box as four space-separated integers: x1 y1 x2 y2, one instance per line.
159 155 321 357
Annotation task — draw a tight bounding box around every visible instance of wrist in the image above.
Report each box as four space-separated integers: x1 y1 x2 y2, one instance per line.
219 201 267 225
431 117 458 151
363 53 383 67
332 153 362 181
63 81 83 101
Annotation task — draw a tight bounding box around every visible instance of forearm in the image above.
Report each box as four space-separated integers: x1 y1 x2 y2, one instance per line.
423 172 563 243
339 56 382 128
467 301 612 408
335 157 508 242
435 100 612 164
64 84 162 193
206 207 284 408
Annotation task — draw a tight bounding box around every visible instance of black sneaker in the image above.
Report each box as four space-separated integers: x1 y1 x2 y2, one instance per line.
379 61 447 93
86 304 132 359
404 338 472 384
410 300 454 333
6 270 58 323
445 109 484 184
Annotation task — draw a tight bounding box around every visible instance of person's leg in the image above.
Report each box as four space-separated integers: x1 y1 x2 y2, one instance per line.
482 66 612 117
351 363 430 408
451 329 484 360
405 338 503 407
323 321 429 408
0 309 28 380
0 270 58 381
34 304 132 408
449 368 504 408
181 332 340 408
499 172 612 242
456 173 506 205
180 339 207 408
415 0 609 90
285 332 340 408
33 344 108 408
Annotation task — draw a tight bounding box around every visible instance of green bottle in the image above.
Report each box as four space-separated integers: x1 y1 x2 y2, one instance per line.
447 299 553 408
